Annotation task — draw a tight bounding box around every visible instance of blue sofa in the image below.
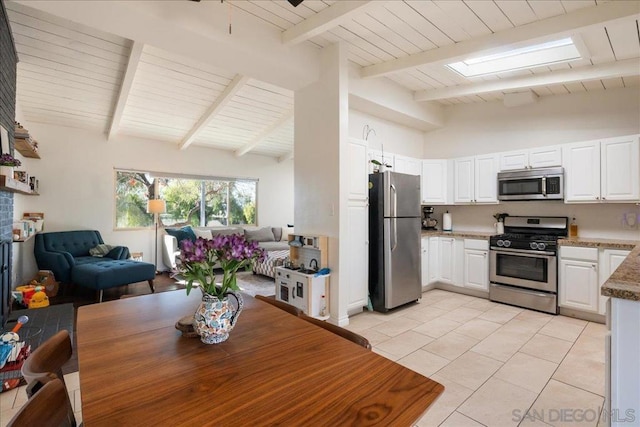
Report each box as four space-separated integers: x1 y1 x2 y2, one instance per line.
34 230 155 302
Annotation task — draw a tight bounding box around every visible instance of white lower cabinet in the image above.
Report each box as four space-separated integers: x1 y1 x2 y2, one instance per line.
559 247 599 313
438 237 456 285
598 249 631 315
421 237 429 290
347 202 369 312
463 239 489 292
428 237 439 284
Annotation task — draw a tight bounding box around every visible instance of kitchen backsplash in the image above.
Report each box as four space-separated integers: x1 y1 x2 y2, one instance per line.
430 202 640 240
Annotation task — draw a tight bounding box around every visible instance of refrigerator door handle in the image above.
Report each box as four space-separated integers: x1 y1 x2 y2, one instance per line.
390 183 397 218
391 218 397 251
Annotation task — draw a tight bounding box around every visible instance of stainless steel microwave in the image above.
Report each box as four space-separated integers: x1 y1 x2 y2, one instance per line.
497 167 564 201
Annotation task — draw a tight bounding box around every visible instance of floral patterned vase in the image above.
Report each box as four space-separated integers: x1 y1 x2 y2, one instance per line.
193 290 244 344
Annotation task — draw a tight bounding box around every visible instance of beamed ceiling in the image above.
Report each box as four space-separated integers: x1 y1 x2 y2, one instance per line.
6 0 640 160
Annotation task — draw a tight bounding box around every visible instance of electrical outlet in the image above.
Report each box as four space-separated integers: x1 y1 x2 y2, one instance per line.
621 212 638 230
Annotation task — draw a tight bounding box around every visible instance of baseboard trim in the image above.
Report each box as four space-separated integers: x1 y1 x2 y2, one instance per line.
559 307 605 324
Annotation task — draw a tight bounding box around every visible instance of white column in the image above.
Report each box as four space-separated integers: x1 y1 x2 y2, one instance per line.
294 42 349 326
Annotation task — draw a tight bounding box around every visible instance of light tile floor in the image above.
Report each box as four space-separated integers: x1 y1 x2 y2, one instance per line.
345 289 607 427
0 289 606 427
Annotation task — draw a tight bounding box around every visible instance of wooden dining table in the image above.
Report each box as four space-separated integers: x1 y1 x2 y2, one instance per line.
77 290 443 426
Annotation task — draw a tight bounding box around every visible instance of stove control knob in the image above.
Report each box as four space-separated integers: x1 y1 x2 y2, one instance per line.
537 242 546 251
497 240 504 247
503 240 511 248
530 242 537 250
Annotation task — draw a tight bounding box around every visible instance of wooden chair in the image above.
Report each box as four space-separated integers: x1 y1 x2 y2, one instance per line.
300 314 372 350
21 330 72 392
7 377 76 427
255 295 303 316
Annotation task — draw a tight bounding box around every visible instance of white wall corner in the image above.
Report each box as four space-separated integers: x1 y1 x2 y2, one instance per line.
349 64 444 132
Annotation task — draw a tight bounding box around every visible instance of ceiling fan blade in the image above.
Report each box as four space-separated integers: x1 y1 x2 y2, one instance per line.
287 0 304 6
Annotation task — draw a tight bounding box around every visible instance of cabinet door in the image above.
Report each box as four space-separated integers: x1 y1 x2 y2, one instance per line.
395 155 422 176
464 249 489 291
428 237 439 284
601 136 640 202
421 159 448 204
598 249 631 315
529 145 562 168
499 150 529 171
563 141 601 202
474 154 498 203
347 202 369 311
559 259 599 312
348 139 369 200
421 237 429 290
439 237 455 284
289 273 309 312
454 157 475 203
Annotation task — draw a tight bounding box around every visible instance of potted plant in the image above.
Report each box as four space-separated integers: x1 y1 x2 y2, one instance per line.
370 159 392 173
177 234 265 344
0 153 21 178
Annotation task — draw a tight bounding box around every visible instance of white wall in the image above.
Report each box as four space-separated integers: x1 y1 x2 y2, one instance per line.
13 122 294 270
349 109 425 158
424 87 640 158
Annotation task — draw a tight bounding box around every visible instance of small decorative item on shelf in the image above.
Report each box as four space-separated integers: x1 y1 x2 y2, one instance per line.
493 213 509 235
0 153 21 178
370 159 392 173
177 234 266 344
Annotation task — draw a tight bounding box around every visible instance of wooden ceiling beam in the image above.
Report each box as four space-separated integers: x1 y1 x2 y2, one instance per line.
179 74 249 150
235 109 293 157
361 1 640 78
108 41 143 140
282 1 377 45
414 59 640 102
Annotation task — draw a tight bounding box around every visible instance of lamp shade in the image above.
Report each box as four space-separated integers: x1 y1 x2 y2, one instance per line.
146 199 166 214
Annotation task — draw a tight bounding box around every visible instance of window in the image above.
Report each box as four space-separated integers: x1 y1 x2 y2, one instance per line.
115 170 257 229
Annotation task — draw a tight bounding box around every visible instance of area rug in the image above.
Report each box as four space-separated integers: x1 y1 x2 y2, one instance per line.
173 271 275 297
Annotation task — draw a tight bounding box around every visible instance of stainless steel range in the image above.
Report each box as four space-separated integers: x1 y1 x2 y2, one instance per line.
489 216 568 314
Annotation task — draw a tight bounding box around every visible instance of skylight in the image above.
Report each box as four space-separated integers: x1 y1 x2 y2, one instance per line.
446 38 583 77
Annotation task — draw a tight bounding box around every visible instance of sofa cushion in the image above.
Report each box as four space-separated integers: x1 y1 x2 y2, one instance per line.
72 260 155 291
258 241 290 251
89 244 114 257
165 226 197 246
193 229 212 240
245 227 275 242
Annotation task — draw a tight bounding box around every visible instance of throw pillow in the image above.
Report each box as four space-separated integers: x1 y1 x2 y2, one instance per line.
210 228 242 237
244 227 275 242
193 229 212 240
165 226 197 246
89 244 114 257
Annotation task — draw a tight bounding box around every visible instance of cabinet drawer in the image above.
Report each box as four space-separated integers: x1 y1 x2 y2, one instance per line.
464 239 489 251
560 246 598 261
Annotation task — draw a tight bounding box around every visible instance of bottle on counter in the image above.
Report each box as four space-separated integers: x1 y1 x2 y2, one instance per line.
569 217 578 237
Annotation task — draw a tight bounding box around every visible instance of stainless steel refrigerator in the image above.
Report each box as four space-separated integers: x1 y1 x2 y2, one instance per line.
368 171 422 312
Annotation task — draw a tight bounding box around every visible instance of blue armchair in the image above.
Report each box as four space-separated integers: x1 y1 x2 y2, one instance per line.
34 230 154 301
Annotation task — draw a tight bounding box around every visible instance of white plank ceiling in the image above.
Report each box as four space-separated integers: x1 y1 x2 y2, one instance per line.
6 0 640 159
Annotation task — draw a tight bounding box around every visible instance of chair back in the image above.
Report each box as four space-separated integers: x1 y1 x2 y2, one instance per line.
255 295 303 316
300 314 372 350
21 330 72 390
7 378 76 427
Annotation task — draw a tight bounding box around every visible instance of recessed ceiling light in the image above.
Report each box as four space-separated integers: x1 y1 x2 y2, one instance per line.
446 37 585 77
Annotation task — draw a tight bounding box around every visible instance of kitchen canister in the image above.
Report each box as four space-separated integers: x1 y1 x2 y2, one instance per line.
442 211 452 231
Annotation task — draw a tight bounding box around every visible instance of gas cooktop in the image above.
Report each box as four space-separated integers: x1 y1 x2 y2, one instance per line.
490 216 568 253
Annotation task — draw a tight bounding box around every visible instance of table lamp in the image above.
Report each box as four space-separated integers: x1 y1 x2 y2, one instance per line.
147 199 166 273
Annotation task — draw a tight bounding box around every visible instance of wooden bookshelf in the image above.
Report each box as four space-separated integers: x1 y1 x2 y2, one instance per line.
0 175 38 195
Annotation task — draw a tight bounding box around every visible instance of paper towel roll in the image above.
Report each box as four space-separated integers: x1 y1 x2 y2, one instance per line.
442 212 452 231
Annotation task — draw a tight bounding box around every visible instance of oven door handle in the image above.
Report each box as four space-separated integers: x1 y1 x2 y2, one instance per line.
490 247 556 257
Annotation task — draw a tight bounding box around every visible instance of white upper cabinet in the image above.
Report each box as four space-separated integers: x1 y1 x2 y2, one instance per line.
564 135 639 203
394 155 422 176
499 146 562 171
600 136 640 202
455 155 498 204
348 138 369 201
421 159 448 205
